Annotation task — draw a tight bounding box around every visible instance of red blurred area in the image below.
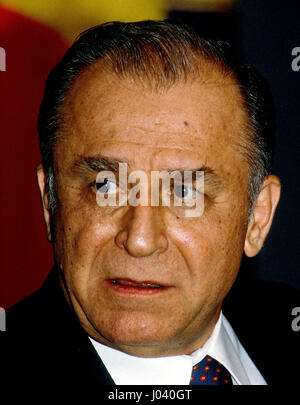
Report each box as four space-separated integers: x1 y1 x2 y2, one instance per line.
0 6 68 308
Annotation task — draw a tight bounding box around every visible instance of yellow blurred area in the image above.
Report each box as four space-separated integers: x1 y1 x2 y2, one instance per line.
0 0 169 41
0 0 235 41
170 0 234 11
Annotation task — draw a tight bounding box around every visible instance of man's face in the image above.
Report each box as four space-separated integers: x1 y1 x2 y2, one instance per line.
49 69 250 356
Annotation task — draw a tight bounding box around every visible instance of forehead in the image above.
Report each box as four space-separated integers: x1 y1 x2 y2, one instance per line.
57 68 247 171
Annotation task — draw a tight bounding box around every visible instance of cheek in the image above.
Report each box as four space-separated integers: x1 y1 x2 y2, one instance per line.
53 205 118 309
171 213 247 292
53 202 115 271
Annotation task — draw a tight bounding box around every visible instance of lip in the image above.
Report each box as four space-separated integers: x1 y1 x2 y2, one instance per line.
105 278 171 295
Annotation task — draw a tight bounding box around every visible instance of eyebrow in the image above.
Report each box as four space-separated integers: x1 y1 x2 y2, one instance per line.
162 165 215 176
72 156 223 188
159 165 222 186
72 156 126 174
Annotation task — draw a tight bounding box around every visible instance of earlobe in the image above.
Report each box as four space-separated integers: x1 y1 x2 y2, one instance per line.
37 163 52 242
244 175 281 257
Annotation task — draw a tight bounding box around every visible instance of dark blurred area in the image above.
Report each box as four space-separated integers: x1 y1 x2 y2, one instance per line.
0 0 299 310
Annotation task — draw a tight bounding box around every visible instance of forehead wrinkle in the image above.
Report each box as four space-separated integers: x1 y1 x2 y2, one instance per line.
94 143 212 173
59 71 246 151
57 69 249 180
62 70 240 130
94 140 205 151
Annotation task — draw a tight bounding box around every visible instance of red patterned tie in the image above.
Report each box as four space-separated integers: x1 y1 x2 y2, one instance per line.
190 355 232 385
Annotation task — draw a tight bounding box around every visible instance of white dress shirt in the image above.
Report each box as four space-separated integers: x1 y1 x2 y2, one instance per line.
89 312 267 385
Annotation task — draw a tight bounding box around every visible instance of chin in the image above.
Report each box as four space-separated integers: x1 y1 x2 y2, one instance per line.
93 311 174 349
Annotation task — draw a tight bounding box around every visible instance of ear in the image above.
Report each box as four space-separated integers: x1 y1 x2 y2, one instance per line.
244 175 281 257
37 163 52 242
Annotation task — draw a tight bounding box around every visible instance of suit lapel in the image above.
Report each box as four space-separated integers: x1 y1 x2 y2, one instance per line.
33 267 115 384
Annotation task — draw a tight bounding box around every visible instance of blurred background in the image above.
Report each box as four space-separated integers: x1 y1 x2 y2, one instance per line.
0 0 299 309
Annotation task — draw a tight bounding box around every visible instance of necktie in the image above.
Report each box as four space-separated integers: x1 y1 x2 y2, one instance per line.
190 355 232 385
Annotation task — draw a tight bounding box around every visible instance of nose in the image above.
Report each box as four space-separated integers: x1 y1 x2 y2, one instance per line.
115 206 168 257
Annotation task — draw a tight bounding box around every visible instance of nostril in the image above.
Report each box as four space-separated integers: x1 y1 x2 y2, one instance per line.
115 229 127 250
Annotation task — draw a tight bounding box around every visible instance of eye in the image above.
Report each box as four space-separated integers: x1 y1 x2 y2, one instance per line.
95 179 117 194
174 184 198 199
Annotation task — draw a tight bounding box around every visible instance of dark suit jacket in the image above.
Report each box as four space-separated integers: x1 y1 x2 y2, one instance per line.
1 266 299 386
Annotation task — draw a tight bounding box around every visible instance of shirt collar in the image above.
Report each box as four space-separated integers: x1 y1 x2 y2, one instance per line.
89 312 251 385
205 314 251 385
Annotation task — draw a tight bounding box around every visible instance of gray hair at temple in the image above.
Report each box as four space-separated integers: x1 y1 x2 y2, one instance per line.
38 19 276 222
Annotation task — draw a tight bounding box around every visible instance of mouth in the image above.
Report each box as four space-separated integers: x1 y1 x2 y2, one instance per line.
106 278 170 295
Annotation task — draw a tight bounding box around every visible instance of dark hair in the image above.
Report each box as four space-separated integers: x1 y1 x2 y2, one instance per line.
38 19 275 217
